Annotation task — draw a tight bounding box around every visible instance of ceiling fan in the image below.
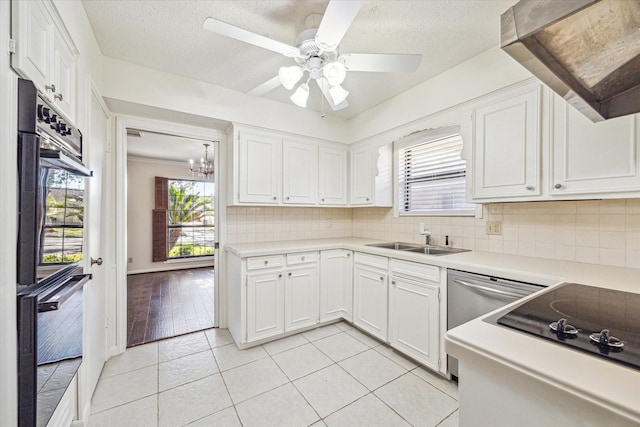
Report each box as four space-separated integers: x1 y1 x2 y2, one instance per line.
203 0 422 111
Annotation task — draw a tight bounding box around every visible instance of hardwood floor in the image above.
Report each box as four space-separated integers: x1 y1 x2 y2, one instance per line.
127 267 215 347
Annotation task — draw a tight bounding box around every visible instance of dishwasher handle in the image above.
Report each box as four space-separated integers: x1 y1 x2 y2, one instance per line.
453 279 529 299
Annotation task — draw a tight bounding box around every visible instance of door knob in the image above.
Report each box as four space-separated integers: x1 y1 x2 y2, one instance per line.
91 257 103 266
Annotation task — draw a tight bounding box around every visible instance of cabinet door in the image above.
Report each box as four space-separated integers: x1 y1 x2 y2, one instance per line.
284 266 319 332
350 146 373 205
472 86 541 199
51 30 76 120
247 271 284 341
389 275 439 370
320 250 353 322
551 96 640 195
353 265 387 341
282 139 318 204
238 131 282 203
12 0 51 91
319 145 348 205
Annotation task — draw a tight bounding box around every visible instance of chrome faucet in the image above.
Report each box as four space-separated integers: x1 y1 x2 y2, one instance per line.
419 223 431 246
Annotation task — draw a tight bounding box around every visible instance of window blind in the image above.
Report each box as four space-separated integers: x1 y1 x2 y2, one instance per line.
398 134 475 215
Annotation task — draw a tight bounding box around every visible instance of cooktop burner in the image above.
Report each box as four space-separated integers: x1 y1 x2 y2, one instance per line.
497 283 640 371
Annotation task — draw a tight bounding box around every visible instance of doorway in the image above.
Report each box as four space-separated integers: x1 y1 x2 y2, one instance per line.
113 118 226 353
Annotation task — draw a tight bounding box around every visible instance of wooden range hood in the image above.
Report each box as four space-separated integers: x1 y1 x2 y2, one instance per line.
501 0 640 122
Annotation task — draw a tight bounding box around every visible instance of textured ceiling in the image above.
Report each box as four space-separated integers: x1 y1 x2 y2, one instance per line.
83 0 517 120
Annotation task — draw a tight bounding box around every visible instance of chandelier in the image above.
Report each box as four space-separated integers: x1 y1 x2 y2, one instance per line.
189 143 214 178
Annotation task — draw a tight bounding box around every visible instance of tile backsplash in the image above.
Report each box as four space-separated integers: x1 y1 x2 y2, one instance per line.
226 200 640 269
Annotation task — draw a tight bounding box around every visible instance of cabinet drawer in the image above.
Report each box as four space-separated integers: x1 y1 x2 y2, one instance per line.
286 252 318 266
390 259 439 282
247 255 284 271
354 252 389 270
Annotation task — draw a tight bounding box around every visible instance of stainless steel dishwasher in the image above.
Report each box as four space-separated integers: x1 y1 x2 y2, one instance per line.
447 269 545 378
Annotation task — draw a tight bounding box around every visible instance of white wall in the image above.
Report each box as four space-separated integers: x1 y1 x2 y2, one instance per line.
101 57 350 144
127 158 214 273
0 1 18 424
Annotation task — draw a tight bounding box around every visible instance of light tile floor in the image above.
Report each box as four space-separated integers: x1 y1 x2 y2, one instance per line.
88 322 459 427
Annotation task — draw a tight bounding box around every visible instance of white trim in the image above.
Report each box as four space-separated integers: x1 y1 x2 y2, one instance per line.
127 156 195 167
115 115 226 355
164 256 215 264
127 263 213 276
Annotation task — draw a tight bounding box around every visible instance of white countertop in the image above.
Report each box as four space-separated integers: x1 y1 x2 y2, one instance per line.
226 237 640 422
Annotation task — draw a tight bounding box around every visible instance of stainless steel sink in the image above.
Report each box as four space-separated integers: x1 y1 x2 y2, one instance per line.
403 246 470 256
366 242 469 256
365 242 423 250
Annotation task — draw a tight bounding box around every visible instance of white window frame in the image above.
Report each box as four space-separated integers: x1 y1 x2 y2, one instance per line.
393 126 479 217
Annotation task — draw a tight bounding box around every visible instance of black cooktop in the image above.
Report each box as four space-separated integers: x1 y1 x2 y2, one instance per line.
497 283 640 371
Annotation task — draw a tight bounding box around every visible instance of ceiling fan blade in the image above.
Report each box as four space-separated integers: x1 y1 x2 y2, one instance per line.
340 53 422 72
247 76 281 97
315 0 365 51
203 17 300 57
315 78 349 111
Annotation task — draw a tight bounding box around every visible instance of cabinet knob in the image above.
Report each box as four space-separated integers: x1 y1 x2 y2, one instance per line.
391 280 396 285
379 276 384 281
45 84 56 92
321 198 325 202
288 272 292 277
278 274 282 278
346 253 350 257
273 196 277 200
264 260 268 265
525 185 535 191
366 198 370 202
554 183 563 189
301 256 305 261
54 93 64 101
286 196 290 200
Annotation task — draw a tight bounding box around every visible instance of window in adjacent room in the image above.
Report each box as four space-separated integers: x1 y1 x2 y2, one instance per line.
397 130 475 216
167 179 215 259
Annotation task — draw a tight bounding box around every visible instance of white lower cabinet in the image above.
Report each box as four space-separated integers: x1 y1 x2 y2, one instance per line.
247 271 285 342
353 253 389 341
320 249 353 322
284 266 319 331
389 261 441 370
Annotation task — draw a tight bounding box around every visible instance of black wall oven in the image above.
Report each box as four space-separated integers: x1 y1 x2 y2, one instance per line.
16 79 92 427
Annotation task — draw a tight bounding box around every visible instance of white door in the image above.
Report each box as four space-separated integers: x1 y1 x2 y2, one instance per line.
353 265 387 341
319 250 352 322
350 147 373 205
282 138 318 204
247 271 284 341
238 130 281 203
551 96 640 195
472 85 541 199
389 275 439 370
319 145 348 205
80 91 110 412
284 267 318 331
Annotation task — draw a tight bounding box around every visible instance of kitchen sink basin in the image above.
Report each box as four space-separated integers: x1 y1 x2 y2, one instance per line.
365 242 423 250
366 242 470 256
403 246 470 256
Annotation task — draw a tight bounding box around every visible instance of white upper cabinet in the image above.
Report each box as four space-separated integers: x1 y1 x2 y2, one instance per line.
318 145 348 205
238 129 282 204
550 95 640 195
349 143 392 206
12 0 78 122
472 85 542 200
282 138 318 205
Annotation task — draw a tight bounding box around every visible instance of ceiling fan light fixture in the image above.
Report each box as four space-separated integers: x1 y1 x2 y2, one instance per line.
323 61 346 86
329 84 349 105
278 65 303 90
290 83 310 107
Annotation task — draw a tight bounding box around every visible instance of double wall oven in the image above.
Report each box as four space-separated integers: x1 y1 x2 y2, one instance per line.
16 79 92 426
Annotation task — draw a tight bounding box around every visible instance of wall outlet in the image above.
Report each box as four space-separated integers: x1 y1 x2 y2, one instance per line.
486 221 502 235
327 218 333 229
128 257 133 263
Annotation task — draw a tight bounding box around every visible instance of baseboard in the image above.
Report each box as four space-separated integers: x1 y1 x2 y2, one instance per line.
127 263 213 275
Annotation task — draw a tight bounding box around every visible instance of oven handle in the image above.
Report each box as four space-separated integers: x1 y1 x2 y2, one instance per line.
38 273 91 312
453 279 527 299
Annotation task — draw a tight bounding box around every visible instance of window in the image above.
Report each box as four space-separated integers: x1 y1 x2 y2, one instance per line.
167 179 215 259
397 132 475 216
